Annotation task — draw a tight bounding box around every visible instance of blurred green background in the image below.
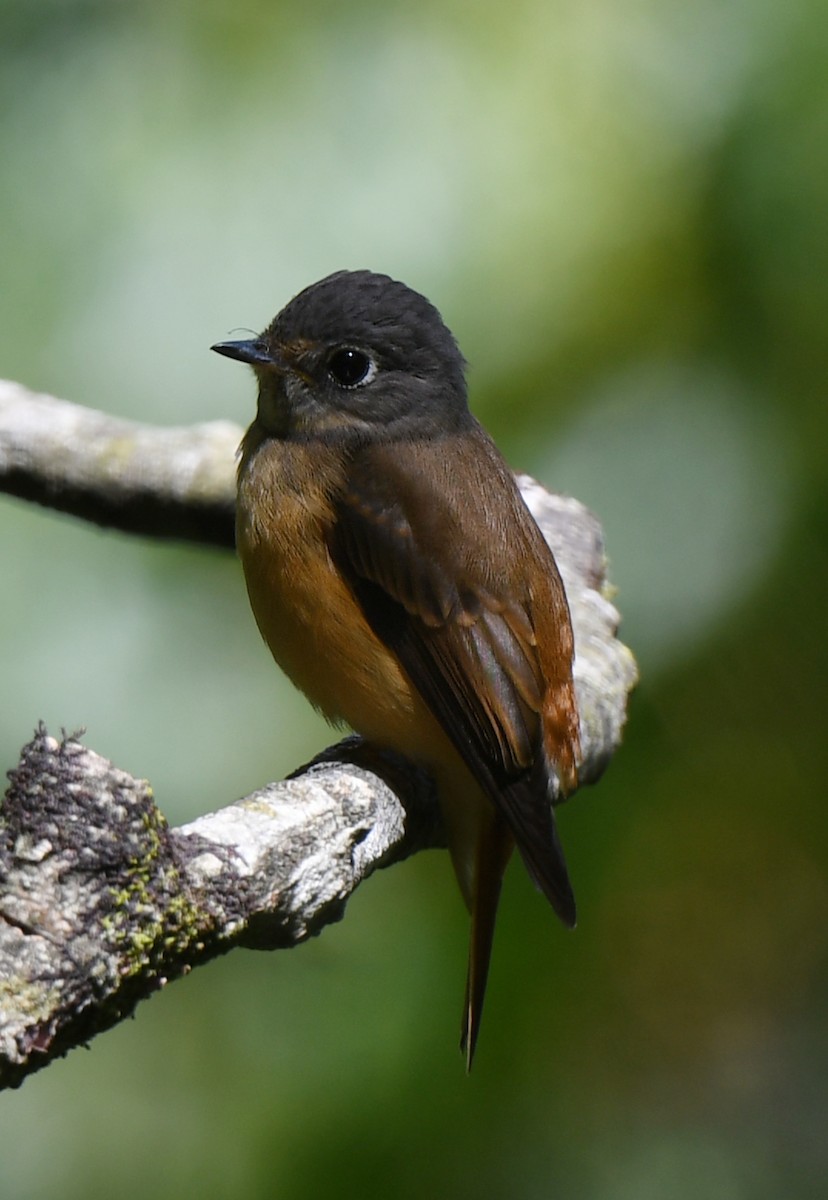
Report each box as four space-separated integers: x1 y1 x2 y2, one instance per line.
1 1 826 1197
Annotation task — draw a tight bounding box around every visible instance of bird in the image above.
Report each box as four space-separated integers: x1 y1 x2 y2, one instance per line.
212 270 580 1067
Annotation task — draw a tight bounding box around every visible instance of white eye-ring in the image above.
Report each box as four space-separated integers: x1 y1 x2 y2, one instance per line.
326 347 377 388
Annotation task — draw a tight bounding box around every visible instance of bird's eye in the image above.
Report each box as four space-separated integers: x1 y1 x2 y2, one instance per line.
326 347 376 388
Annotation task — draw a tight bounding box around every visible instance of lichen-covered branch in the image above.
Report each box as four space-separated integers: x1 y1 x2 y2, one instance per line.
0 729 436 1091
0 379 637 1090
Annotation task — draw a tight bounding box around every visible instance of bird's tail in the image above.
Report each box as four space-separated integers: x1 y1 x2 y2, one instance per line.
460 814 513 1071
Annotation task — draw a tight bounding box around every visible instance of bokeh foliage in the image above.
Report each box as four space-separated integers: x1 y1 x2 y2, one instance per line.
1 1 826 1197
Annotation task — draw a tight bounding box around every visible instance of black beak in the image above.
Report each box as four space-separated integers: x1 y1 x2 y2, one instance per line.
211 338 279 367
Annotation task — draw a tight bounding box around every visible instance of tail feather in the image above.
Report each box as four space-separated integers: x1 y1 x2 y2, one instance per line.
499 762 577 929
460 818 513 1071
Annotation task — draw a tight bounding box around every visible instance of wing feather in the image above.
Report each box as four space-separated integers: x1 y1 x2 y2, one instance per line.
330 438 578 923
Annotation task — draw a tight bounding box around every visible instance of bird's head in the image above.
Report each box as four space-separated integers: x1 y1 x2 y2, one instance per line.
212 270 470 443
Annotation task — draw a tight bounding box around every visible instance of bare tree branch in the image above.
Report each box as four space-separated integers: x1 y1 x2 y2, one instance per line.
0 378 238 545
0 378 637 1090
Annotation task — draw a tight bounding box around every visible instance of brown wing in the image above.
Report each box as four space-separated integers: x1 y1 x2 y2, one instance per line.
330 432 580 925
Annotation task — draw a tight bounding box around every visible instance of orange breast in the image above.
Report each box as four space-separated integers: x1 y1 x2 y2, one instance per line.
236 431 435 754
